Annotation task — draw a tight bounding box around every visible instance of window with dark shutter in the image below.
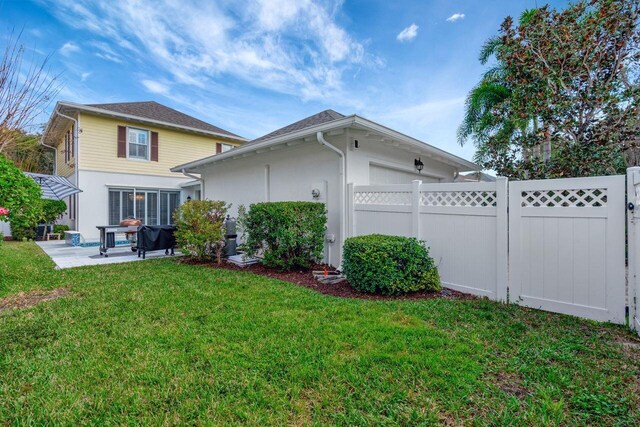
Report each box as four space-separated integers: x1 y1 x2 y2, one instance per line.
216 143 222 154
69 125 74 160
65 131 70 163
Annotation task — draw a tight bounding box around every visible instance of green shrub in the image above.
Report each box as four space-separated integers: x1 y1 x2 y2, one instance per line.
242 201 326 271
0 154 42 240
40 200 67 223
173 200 228 262
10 221 36 241
53 224 70 237
342 234 441 295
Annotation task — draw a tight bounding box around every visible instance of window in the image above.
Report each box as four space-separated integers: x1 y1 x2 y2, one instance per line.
128 127 150 160
69 194 76 221
221 143 233 153
64 125 75 164
108 188 180 225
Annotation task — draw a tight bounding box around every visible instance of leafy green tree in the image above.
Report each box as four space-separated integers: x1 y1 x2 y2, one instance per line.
461 0 640 179
3 131 54 174
39 199 67 224
0 154 42 239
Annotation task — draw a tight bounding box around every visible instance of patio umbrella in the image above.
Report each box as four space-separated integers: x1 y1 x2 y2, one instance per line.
24 172 82 200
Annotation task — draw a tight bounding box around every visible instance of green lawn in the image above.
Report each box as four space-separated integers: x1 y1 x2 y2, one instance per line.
1 242 639 425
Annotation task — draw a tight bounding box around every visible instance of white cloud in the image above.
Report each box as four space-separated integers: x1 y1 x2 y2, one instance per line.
446 13 465 22
47 0 377 104
90 41 124 63
59 41 80 56
141 79 170 95
80 72 92 82
396 23 419 42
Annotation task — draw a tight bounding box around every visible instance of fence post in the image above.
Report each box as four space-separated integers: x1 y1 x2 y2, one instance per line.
346 183 355 238
627 167 640 331
495 177 509 302
412 180 422 239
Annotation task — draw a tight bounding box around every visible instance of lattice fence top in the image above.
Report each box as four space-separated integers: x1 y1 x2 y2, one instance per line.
420 191 497 207
520 188 607 207
354 191 412 206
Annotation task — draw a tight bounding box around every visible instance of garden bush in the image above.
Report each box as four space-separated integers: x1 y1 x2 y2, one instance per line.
242 201 326 270
40 200 67 224
173 200 228 262
342 234 441 295
53 224 70 237
0 154 42 240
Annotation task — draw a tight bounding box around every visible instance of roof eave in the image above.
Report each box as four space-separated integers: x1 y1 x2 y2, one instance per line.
352 116 479 171
50 101 248 142
171 115 358 172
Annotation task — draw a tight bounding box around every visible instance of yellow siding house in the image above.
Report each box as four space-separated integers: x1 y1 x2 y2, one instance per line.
41 101 246 242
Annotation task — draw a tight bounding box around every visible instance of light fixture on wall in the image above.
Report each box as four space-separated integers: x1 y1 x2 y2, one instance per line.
187 196 192 201
414 157 424 174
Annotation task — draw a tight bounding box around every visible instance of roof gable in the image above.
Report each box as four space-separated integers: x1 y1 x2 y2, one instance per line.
86 101 243 139
251 109 345 143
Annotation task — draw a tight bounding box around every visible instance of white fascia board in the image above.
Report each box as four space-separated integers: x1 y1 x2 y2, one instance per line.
171 114 479 173
171 115 358 172
54 101 248 142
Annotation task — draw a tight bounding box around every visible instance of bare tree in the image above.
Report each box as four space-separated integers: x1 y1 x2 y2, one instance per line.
0 30 60 154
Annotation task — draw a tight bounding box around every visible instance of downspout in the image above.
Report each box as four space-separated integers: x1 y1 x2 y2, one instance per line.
181 169 204 199
317 131 346 268
55 108 80 231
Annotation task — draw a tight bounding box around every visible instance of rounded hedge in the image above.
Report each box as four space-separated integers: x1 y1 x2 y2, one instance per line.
342 234 441 295
241 201 327 271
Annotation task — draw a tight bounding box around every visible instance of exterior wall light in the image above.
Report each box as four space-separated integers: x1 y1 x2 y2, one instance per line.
414 157 424 174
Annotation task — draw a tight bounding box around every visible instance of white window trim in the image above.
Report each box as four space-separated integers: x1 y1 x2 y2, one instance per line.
126 127 151 161
220 143 233 153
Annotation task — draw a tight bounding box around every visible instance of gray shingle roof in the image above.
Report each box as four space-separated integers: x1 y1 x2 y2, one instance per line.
87 101 243 138
251 109 345 143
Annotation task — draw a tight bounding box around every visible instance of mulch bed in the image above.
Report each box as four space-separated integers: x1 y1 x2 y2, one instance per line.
0 288 69 312
182 258 476 301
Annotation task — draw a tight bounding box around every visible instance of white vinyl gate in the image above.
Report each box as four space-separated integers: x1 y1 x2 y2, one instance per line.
627 167 640 333
509 176 626 324
350 174 629 325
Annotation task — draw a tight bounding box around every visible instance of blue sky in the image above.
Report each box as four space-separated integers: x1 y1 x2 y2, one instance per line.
1 0 569 162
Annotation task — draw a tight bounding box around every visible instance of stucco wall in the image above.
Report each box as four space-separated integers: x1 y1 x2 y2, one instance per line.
345 135 457 185
201 136 344 266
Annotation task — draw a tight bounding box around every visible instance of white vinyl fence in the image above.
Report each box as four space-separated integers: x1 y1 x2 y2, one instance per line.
349 174 629 325
627 167 640 333
348 179 508 300
0 220 10 238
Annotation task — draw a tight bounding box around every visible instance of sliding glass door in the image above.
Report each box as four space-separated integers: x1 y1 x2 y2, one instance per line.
108 188 180 226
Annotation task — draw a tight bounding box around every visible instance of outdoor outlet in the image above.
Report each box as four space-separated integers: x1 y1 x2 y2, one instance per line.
325 234 336 243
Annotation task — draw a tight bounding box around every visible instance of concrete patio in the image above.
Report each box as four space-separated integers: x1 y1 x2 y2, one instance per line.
37 240 181 269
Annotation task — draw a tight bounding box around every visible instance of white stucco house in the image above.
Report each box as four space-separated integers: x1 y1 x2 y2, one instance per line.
172 110 478 267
